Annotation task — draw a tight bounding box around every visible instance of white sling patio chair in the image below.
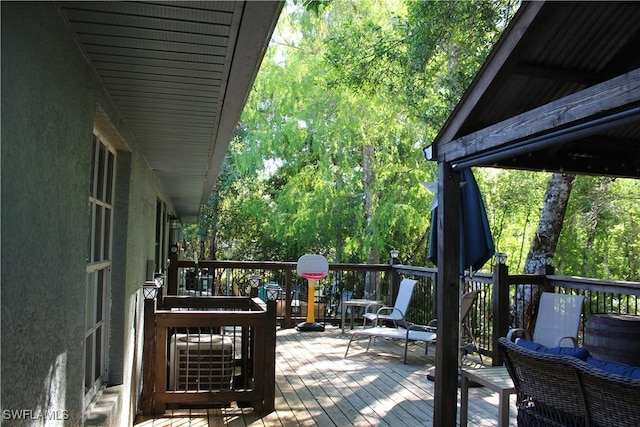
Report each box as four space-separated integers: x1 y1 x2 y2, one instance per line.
344 322 436 364
506 292 585 347
425 290 483 364
362 278 418 328
345 290 482 364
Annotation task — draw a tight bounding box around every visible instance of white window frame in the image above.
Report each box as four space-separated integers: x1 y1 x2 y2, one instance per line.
84 132 115 408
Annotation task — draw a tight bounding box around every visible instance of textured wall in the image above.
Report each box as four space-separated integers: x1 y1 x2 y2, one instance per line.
1 3 166 425
2 3 95 424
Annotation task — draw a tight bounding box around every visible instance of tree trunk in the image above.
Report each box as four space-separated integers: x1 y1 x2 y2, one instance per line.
208 192 220 260
581 177 613 276
515 172 575 328
334 158 345 263
362 138 379 298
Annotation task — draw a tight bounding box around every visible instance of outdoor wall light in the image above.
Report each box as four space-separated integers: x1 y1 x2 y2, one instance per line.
168 217 180 246
266 284 282 301
249 274 261 289
423 146 433 161
142 280 161 300
494 252 508 265
390 249 399 259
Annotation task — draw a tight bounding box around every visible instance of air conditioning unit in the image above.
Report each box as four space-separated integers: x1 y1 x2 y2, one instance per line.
169 333 234 391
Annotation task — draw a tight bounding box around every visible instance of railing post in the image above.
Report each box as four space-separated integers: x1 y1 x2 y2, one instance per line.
537 259 555 293
284 269 293 328
250 307 266 411
389 250 401 304
492 254 509 366
168 245 179 295
264 298 277 411
142 291 157 415
154 324 167 415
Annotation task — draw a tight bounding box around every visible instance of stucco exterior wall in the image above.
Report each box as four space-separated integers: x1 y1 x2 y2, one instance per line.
1 3 169 425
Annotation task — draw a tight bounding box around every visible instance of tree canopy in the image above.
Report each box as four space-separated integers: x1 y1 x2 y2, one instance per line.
181 0 640 282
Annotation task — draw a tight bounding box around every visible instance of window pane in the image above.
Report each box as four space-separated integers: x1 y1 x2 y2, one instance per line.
95 326 102 382
87 201 93 263
93 206 103 262
84 335 93 390
90 136 97 196
97 143 106 201
103 208 111 260
96 270 104 323
106 150 114 205
86 273 94 331
155 200 162 271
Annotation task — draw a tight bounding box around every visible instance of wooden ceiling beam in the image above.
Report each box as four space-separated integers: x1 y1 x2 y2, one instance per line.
431 2 544 148
488 155 640 179
435 68 640 165
513 62 599 85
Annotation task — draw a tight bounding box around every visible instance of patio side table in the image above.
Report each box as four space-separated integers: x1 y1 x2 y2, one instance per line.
460 366 515 427
340 299 381 333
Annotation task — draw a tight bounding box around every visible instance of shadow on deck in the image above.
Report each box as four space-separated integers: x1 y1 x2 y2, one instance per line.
134 325 511 426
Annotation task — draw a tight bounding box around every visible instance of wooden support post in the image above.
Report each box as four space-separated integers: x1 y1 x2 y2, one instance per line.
243 325 252 387
263 298 277 412
433 162 460 427
251 316 266 411
492 261 509 366
284 269 293 328
153 325 167 415
141 297 157 415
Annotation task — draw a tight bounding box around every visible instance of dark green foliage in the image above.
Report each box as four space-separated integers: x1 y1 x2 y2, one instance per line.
180 0 638 282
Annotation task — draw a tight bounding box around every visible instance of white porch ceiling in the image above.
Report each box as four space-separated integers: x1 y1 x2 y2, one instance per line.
60 1 283 222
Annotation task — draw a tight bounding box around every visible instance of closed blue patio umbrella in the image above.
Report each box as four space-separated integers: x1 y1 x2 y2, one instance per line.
427 168 494 275
425 167 494 384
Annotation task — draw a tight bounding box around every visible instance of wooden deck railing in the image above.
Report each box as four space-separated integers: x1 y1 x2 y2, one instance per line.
153 248 639 407
167 249 397 328
141 295 276 415
466 266 640 365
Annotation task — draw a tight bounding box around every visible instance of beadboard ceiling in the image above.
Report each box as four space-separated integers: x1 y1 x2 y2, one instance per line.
61 1 283 221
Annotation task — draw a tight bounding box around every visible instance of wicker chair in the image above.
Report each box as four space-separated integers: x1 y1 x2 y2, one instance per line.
498 337 640 427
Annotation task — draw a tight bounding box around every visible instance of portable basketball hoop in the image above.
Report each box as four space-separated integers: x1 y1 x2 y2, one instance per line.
295 254 328 332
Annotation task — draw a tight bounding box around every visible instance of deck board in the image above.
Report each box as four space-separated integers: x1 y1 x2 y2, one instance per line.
134 325 516 426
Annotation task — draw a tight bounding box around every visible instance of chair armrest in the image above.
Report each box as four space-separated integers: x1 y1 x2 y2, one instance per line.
363 306 402 327
376 306 402 316
363 302 384 313
506 328 531 342
554 336 578 347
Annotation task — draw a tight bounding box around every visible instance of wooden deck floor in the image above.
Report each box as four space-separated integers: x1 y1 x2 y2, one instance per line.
134 325 516 426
